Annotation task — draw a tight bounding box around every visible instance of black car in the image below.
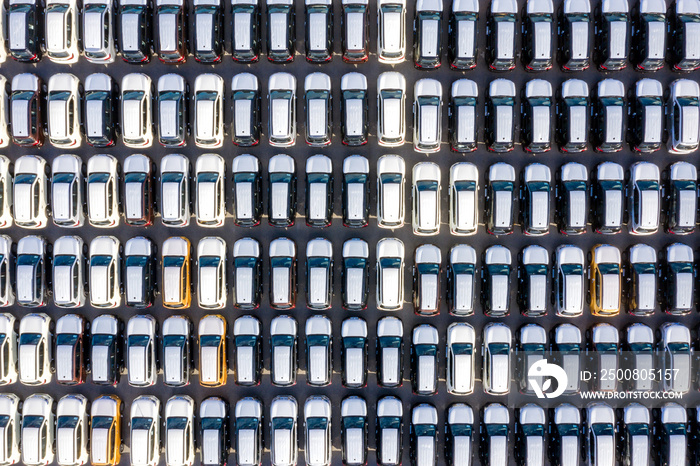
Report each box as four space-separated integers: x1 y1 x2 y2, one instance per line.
231 73 262 147
231 0 261 62
630 0 666 70
200 398 230 466
556 162 589 235
340 73 369 146
485 79 516 153
413 0 443 69
522 0 554 71
628 78 664 153
193 0 223 63
521 79 553 153
266 0 295 63
449 79 478 153
232 155 262 227
594 0 630 70
591 162 625 234
486 0 518 70
8 0 42 62
341 0 369 62
84 73 117 148
558 0 591 71
342 155 370 228
448 0 478 69
517 246 549 317
668 0 700 71
118 0 152 63
154 0 187 63
555 79 589 153
591 78 625 153
124 237 156 308
305 0 333 62
90 315 123 386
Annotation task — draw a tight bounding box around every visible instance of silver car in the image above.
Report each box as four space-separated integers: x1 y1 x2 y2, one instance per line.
304 73 332 147
0 394 20 465
590 323 619 392
342 239 369 310
377 317 403 387
306 238 333 310
449 163 478 236
517 324 547 393
197 237 227 309
126 314 157 387
21 394 54 466
125 236 155 308
157 74 188 148
165 396 195 466
629 162 660 235
376 238 405 311
13 155 48 229
121 73 153 148
485 162 515 235
658 403 688 466
232 154 262 226
667 161 697 234
446 322 475 395
521 163 551 236
199 399 228 466
269 237 297 309
233 315 262 386
130 396 161 466
0 314 17 385
413 244 441 315
377 72 407 147
51 154 84 227
16 236 47 307
341 317 367 388
194 74 225 149
486 79 516 152
378 0 406 63
376 397 403 466
413 79 442 153
89 236 121 308
161 154 191 227
552 404 581 466
586 403 616 466
0 238 12 308
482 322 511 395
231 73 261 147
628 244 657 315
659 322 691 394
271 315 297 386
162 315 192 387
340 397 367 466
234 398 263 466
411 404 438 466
412 162 441 235
412 324 439 395
631 78 664 152
516 404 545 466
52 236 85 308
268 72 297 147
305 154 333 227
18 313 52 385
268 154 296 227
449 79 478 152
554 245 585 317
45 0 79 63
482 403 509 466
304 396 331 466
448 245 476 316
87 154 120 228
83 0 115 62
0 157 12 228
90 315 120 386
625 323 654 392
377 155 406 228
558 162 588 234
668 79 700 154
47 74 81 148
195 154 225 227
270 396 298 466
233 238 262 310
306 315 332 386
55 314 85 385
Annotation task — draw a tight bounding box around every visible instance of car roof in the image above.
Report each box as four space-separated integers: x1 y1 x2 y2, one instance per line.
231 73 259 91
522 245 549 265
163 237 189 257
413 324 438 344
306 315 332 335
125 237 153 257
269 154 295 173
489 79 516 97
342 238 369 258
415 244 441 264
377 316 403 337
304 72 331 92
485 245 511 264
341 318 368 338
271 315 297 335
414 78 442 97
597 79 625 97
270 238 296 257
341 72 368 91
561 162 588 182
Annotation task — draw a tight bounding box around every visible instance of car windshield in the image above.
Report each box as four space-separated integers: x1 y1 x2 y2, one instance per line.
673 180 696 191
307 334 330 347
527 181 550 192
380 257 402 268
379 417 401 429
128 335 150 347
307 417 328 430
343 416 364 429
162 172 184 184
92 416 114 429
414 343 437 356
92 334 114 346
599 180 622 190
413 424 437 437
343 336 365 348
629 342 652 353
86 91 110 102
12 91 35 102
19 333 41 345
486 424 508 436
201 417 223 431
417 263 439 275
381 173 402 184
88 173 110 184
627 423 649 436
308 173 330 184
125 172 147 184
167 417 188 430
17 254 40 267
557 424 579 436
522 423 544 436
272 334 294 347
561 263 583 275
269 90 292 101
163 335 185 348
636 180 659 191
123 91 145 101
452 262 475 274
0 415 11 428
453 180 476 192
597 263 619 275
56 333 78 346
487 264 510 275
344 257 367 269
49 91 71 102
160 91 183 102
197 91 218 102
451 343 473 355
22 416 45 429
491 96 515 107
53 255 76 267
308 257 330 268
235 417 258 431
633 262 655 275
163 256 185 268
449 423 472 436
132 418 153 430
90 255 112 267
200 335 222 347
14 174 37 185
667 342 690 353
591 423 614 436
564 180 586 191
272 417 294 430
525 263 547 275
416 180 438 192
669 261 693 274
664 423 687 435
379 336 401 348
53 173 75 184
270 173 292 184
125 255 148 268
57 416 79 429
488 343 510 355
235 335 258 347
200 256 221 268
380 90 403 100
271 256 293 268
491 181 513 192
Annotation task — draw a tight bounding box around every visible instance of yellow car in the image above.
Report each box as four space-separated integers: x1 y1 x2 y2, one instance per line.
199 315 227 387
90 395 121 466
590 244 622 316
162 237 192 309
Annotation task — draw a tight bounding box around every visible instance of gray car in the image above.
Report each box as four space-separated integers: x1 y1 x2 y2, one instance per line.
412 324 439 395
47 74 81 148
83 0 115 62
376 238 405 311
89 236 121 308
16 236 47 307
553 324 582 394
592 79 625 152
411 404 438 466
625 324 654 393
485 162 515 235
629 162 660 235
658 403 688 466
413 244 441 315
162 315 191 387
194 74 225 149
54 314 85 386
90 315 120 385
197 237 227 309
621 403 650 466
628 244 657 315
522 79 553 153
268 154 296 227
663 243 694 314
341 317 367 387
164 396 195 466
516 404 545 466
0 394 20 464
485 79 516 152
269 238 297 309
449 79 478 152
51 154 84 228
486 0 517 70
232 154 262 226
121 73 153 148
518 245 549 316
233 315 262 386
449 163 478 236
552 404 580 466
517 324 546 393
377 155 406 228
195 154 225 227
667 161 697 234
482 403 509 466
126 314 157 387
13 155 48 229
376 397 403 466
0 237 13 308
446 322 475 395
446 404 474 466
377 317 403 387
557 79 589 152
19 313 52 385
593 162 624 234
199 397 228 466
87 154 120 228
590 323 619 392
271 315 297 386
557 162 588 235
378 0 407 63
521 163 551 236
342 156 370 227
342 239 369 310
304 73 332 147
0 314 18 385
234 397 263 466
0 157 12 228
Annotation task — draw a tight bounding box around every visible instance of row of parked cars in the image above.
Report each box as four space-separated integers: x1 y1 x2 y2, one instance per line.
5 70 700 153
4 0 700 72
0 393 695 466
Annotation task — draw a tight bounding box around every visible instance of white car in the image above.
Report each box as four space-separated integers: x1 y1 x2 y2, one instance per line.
268 73 297 147
90 315 121 386
378 0 407 62
413 244 441 315
194 74 225 148
123 154 153 226
446 404 474 466
201 397 229 466
52 236 86 308
18 313 52 385
47 74 81 147
197 237 227 309
126 315 157 387
341 318 368 387
587 403 616 466
233 238 262 309
304 73 332 146
446 322 476 395
162 316 191 387
45 0 79 63
271 315 298 386
269 237 297 309
377 155 406 228
0 314 17 384
304 396 331 466
165 396 195 466
412 324 439 395
342 239 369 310
233 315 262 386
628 162 660 235
306 315 332 386
231 73 261 147
482 322 512 395
83 0 116 62
87 154 120 227
16 236 47 307
448 245 477 316
51 154 84 227
157 74 187 147
0 80 10 148
306 238 333 310
413 78 442 153
305 155 333 227
449 162 478 235
89 236 121 308
377 72 406 146
121 73 153 148
270 396 298 466
21 394 54 466
0 156 12 228
13 155 48 229
412 162 441 235
56 394 88 466
376 238 405 310
55 314 85 385
232 154 262 226
376 397 403 465
130 396 161 466
0 237 13 307
84 73 116 147
124 237 155 308
411 404 438 466
668 78 700 154
161 154 191 227
340 397 367 466
195 154 225 227
0 394 20 465
377 317 403 387
268 154 296 227
342 155 370 227
234 397 263 466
